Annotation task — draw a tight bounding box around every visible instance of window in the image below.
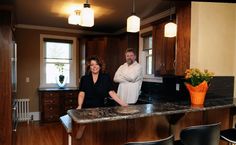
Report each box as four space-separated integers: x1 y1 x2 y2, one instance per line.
40 35 77 88
143 34 153 75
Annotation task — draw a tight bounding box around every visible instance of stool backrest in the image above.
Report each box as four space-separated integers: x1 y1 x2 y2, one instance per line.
180 122 221 145
124 135 174 145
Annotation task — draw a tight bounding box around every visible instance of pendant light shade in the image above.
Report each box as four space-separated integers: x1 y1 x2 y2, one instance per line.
68 11 81 25
127 15 140 33
80 2 94 27
127 0 140 33
164 1 177 37
164 22 177 37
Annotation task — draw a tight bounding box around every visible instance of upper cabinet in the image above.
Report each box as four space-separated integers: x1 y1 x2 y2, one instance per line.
152 19 176 76
151 2 191 76
175 2 191 75
84 33 139 79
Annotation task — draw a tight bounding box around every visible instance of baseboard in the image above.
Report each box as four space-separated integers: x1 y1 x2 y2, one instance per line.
29 112 40 121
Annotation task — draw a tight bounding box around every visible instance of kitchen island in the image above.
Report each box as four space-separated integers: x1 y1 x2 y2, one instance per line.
66 97 236 145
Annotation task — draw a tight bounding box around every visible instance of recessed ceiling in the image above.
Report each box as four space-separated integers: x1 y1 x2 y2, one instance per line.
15 0 170 33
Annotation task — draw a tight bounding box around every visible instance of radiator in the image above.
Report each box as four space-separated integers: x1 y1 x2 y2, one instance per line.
16 98 30 123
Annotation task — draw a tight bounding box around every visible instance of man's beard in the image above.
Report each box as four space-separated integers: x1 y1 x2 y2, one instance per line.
127 59 134 65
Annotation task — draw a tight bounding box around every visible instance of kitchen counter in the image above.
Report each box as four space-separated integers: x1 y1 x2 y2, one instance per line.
68 97 236 124
66 97 236 145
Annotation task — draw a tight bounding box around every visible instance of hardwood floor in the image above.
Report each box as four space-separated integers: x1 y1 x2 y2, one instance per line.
16 122 63 145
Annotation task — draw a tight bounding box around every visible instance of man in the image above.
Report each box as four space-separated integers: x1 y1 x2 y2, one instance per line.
114 48 143 104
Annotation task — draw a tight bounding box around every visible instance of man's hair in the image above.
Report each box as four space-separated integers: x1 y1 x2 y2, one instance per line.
125 48 136 55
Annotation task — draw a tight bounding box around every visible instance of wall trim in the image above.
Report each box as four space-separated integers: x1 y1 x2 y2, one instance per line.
29 112 40 121
15 24 111 35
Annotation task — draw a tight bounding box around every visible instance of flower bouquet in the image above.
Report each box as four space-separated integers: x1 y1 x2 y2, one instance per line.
185 68 214 105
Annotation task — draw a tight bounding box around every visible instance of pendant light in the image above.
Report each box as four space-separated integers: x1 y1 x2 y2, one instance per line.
80 0 94 27
68 10 81 25
127 0 140 33
164 2 177 37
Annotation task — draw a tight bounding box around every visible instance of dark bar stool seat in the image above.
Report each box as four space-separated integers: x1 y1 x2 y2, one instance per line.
220 128 236 145
177 122 221 145
124 135 174 145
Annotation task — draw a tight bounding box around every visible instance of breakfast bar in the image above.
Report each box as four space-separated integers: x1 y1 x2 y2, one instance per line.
67 97 236 145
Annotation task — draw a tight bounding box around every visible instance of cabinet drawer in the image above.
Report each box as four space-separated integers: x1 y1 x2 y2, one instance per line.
42 93 60 104
65 97 77 106
43 114 60 122
43 105 60 113
64 104 77 111
64 91 78 98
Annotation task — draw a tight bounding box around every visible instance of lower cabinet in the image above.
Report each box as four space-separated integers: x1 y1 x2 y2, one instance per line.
39 89 79 123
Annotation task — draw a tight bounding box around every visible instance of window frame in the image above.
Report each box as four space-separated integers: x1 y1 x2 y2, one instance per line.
39 34 77 88
141 31 154 77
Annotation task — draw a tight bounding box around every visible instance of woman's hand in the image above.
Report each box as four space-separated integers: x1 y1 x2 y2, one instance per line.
122 102 128 107
76 105 82 110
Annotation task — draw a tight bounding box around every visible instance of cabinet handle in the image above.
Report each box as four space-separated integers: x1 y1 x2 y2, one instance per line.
173 60 176 69
50 107 53 110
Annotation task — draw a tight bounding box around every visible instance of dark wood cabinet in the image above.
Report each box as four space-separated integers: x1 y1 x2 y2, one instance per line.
0 7 16 145
152 19 176 76
85 33 139 79
39 89 79 123
152 2 191 77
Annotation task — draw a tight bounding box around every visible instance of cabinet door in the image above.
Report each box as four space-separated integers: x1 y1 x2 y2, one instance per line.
86 38 107 59
63 91 78 113
153 20 176 76
40 92 61 122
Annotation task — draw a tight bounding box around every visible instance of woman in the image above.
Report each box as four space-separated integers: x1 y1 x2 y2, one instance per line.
77 56 128 109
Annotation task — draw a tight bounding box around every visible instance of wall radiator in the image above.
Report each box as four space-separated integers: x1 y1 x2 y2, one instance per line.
16 98 30 123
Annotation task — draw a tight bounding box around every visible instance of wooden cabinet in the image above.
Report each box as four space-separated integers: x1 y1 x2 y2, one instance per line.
85 33 138 79
151 2 191 76
63 91 78 113
39 89 79 123
0 7 15 145
152 19 176 76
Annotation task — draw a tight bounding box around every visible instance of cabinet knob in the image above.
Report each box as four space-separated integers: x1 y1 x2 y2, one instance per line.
50 107 53 110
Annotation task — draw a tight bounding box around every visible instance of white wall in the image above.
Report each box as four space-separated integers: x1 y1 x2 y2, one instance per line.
191 2 236 96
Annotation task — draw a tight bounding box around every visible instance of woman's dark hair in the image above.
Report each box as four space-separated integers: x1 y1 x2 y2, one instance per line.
86 56 106 74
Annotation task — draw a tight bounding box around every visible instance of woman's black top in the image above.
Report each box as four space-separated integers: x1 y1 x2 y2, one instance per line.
79 73 114 108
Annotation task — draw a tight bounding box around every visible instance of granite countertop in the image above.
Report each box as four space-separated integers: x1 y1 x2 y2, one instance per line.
67 97 236 124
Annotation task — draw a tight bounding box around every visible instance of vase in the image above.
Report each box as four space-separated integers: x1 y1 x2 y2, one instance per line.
185 81 208 105
56 75 66 88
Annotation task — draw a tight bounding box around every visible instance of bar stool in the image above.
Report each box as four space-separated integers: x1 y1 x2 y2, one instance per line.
220 127 236 145
178 122 221 145
124 135 174 145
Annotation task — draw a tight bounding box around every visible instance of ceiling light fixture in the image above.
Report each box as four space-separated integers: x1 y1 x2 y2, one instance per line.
127 0 140 33
164 2 177 37
80 0 94 27
68 10 81 25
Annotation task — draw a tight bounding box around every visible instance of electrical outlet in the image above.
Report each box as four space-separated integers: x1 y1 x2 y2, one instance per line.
176 83 180 91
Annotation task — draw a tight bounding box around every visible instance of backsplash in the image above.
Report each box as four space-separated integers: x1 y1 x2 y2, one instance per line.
140 76 234 102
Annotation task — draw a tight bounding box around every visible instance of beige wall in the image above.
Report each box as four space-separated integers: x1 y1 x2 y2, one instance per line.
15 28 80 112
191 2 236 96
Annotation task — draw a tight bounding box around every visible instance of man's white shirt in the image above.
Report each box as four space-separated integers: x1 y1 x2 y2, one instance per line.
114 61 143 104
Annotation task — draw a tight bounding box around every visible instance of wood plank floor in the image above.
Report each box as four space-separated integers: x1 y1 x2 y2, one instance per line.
16 122 63 145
